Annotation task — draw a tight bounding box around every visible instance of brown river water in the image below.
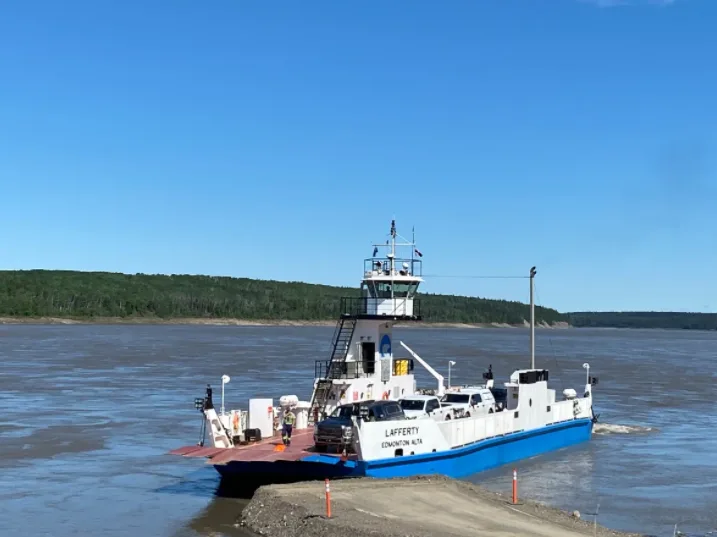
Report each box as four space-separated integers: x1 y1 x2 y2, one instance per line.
1 324 716 537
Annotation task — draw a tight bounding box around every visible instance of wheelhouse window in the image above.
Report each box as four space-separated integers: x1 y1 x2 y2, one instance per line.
392 283 418 297
364 281 419 298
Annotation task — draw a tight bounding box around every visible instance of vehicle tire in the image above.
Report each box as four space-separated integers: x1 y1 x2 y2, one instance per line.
314 444 327 453
465 412 471 418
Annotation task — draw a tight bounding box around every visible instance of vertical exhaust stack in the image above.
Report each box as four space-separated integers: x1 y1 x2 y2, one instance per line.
529 266 536 370
530 267 537 369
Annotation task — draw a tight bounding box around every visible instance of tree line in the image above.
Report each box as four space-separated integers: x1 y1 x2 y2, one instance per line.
0 270 565 325
568 311 717 330
2 270 713 329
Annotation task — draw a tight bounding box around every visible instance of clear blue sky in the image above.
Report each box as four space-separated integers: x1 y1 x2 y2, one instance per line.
1 0 715 313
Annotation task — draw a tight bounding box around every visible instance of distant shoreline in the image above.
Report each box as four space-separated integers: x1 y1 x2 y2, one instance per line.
0 316 572 329
2 269 715 330
1 317 714 331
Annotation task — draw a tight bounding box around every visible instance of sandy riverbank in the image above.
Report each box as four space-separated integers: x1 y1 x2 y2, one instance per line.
0 316 571 329
0 316 335 327
240 475 642 537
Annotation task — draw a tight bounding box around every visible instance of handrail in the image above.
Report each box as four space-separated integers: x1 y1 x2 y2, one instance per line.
399 341 445 396
314 360 363 380
340 297 422 319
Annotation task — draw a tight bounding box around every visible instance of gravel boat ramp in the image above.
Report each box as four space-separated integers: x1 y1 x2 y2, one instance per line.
240 475 645 537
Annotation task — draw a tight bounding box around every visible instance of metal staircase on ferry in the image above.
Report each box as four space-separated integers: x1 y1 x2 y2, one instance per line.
308 315 357 425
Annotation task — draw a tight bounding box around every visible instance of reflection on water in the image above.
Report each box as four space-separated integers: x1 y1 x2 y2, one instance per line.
0 324 716 537
179 498 251 537
158 469 255 537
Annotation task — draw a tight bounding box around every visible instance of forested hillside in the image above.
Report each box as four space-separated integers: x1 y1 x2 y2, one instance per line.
0 270 565 325
4 270 712 329
568 311 717 330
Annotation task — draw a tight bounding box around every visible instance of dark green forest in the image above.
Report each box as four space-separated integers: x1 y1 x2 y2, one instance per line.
568 311 717 330
0 270 564 325
1 270 714 329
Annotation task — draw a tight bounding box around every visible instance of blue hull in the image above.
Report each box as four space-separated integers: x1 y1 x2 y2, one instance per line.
215 418 593 482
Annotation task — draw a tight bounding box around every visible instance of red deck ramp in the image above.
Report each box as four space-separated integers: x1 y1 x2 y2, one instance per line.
168 445 211 456
209 430 315 464
180 447 228 458
168 429 318 464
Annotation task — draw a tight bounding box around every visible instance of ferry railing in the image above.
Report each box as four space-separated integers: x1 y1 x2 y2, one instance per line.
314 360 364 380
339 297 422 319
363 257 422 277
315 358 415 380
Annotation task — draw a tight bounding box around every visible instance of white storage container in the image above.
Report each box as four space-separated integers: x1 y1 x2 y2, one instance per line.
294 400 312 430
249 398 274 439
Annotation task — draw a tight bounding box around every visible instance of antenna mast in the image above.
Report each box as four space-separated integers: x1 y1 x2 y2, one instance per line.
390 219 397 262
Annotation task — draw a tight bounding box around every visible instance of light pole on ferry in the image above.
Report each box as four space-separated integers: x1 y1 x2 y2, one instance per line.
447 361 456 389
583 363 590 385
221 374 230 416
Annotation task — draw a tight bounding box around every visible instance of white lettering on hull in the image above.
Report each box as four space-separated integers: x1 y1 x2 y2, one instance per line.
381 438 423 449
385 426 420 437
381 426 423 449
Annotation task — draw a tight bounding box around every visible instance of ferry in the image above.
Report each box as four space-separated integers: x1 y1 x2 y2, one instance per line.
169 220 598 483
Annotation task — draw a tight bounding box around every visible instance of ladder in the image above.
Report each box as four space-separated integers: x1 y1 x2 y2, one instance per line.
308 316 357 424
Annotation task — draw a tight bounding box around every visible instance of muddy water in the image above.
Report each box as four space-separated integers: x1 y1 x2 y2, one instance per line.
0 325 715 537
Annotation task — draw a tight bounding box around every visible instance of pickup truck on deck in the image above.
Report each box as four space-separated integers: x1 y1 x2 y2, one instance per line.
313 400 406 453
439 387 497 417
398 395 458 421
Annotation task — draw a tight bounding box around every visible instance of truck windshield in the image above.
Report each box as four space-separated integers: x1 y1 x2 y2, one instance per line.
399 399 426 411
331 405 356 418
441 393 470 404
